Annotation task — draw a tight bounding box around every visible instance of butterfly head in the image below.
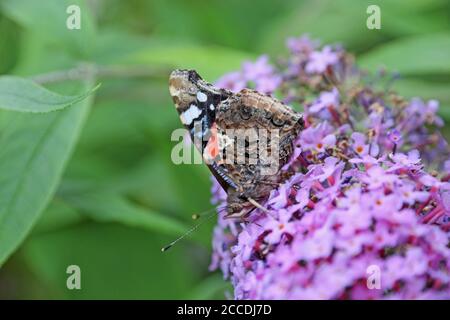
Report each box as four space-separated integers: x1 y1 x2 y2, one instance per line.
169 69 202 112
169 69 231 129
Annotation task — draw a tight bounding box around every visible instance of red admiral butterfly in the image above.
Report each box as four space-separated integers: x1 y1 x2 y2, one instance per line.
169 69 304 219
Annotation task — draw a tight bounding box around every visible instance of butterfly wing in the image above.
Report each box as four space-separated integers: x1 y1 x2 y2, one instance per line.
215 89 304 212
169 69 236 193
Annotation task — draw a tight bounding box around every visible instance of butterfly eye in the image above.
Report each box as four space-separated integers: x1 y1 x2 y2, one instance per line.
240 106 252 120
271 116 285 127
248 164 256 171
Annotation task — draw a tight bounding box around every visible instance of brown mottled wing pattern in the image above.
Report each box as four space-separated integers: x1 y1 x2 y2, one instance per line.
169 70 304 218
215 89 304 217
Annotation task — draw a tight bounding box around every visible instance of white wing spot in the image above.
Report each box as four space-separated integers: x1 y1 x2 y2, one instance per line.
197 91 207 102
180 105 202 125
209 104 215 111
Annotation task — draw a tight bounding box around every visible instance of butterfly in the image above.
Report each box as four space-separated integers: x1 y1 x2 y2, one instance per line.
169 69 304 219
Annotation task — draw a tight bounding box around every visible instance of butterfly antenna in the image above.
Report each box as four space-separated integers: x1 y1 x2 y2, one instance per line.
161 206 223 252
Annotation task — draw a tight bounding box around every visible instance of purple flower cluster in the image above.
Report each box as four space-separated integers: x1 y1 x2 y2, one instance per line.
215 55 282 94
210 36 450 299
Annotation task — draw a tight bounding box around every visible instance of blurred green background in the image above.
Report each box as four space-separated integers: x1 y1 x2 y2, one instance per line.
0 0 448 299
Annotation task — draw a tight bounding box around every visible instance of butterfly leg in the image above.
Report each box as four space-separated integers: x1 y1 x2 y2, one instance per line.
224 188 275 220
224 188 252 219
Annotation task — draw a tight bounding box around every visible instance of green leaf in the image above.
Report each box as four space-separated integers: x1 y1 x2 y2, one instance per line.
380 10 447 37
358 34 450 75
0 0 96 58
392 78 450 104
0 79 96 266
64 192 190 239
32 198 83 234
0 76 99 113
0 15 21 74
